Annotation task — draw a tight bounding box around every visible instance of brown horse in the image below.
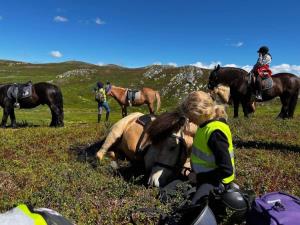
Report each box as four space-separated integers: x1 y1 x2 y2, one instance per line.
97 112 197 187
107 85 161 117
208 65 300 118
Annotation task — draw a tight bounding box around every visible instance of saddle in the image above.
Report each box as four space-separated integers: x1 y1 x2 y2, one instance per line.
7 81 33 100
248 73 273 91
261 77 273 90
127 89 140 106
7 81 33 108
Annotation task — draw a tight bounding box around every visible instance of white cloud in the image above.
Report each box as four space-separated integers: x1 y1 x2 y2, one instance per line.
191 61 300 75
271 64 300 75
50 51 63 58
96 62 105 66
168 62 177 67
192 61 222 69
153 61 162 65
54 16 68 22
224 64 238 67
95 17 105 25
232 41 244 47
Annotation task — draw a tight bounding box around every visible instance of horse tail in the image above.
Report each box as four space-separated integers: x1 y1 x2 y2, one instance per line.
155 91 161 113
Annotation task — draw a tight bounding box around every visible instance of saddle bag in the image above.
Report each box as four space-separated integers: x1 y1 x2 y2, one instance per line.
246 192 300 225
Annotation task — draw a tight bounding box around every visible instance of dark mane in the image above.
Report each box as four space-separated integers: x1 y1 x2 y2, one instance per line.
147 111 186 145
221 67 248 76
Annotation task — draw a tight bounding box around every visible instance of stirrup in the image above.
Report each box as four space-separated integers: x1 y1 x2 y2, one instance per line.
14 102 20 109
255 95 262 101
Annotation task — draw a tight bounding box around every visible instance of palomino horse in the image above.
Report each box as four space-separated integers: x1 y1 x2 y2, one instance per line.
208 65 300 118
107 85 161 117
0 82 64 127
97 112 197 187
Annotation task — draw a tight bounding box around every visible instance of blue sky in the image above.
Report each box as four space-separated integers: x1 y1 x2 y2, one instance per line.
0 0 299 73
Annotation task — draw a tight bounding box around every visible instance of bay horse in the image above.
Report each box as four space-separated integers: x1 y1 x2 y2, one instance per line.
107 85 161 117
96 112 197 187
208 65 300 118
0 82 64 127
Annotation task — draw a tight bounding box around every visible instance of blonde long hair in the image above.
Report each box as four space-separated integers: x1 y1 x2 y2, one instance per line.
179 91 227 125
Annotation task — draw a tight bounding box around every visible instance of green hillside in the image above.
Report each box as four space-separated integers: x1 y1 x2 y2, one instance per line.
0 60 299 225
0 60 210 124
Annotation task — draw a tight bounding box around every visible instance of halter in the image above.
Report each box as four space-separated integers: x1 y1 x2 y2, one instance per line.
153 131 190 175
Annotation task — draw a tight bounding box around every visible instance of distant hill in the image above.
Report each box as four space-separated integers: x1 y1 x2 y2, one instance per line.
0 59 211 110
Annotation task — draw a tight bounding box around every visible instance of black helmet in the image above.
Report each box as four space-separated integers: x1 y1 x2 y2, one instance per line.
257 46 269 54
208 188 254 224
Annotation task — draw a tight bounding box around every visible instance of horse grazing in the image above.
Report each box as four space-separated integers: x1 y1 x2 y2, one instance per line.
107 85 161 117
96 112 197 187
0 82 64 127
208 65 300 118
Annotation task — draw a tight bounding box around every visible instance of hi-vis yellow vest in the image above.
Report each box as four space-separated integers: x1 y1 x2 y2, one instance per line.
191 120 235 184
0 204 48 225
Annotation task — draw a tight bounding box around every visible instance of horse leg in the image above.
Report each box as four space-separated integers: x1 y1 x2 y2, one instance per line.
278 95 290 119
287 94 298 118
124 106 128 117
148 103 154 114
233 99 240 118
9 108 17 128
1 108 10 128
49 104 62 127
121 105 125 117
241 100 249 118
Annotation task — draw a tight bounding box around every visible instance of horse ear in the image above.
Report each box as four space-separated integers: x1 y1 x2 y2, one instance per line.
216 64 220 70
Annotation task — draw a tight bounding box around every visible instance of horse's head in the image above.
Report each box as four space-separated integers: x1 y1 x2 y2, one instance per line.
208 64 221 90
144 112 192 187
146 130 189 187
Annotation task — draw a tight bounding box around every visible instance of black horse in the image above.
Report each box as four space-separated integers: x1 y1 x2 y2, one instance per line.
0 82 64 127
208 65 300 118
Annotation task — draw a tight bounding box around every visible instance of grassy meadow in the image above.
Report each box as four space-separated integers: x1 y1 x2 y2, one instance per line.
0 60 299 224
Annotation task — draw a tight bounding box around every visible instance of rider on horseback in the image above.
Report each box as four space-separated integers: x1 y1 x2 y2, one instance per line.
251 46 272 101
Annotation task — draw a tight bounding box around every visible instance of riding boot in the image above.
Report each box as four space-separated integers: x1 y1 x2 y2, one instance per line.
255 75 263 101
105 112 109 121
97 114 101 123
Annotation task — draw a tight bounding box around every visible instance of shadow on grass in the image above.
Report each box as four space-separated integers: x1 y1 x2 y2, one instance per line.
69 139 147 185
233 138 300 153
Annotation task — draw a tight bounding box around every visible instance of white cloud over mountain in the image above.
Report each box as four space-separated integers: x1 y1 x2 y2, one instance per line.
192 61 300 75
50 51 63 58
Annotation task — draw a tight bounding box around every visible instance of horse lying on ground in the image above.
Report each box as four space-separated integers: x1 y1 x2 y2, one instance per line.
0 81 64 127
208 65 300 118
97 112 197 187
107 85 161 117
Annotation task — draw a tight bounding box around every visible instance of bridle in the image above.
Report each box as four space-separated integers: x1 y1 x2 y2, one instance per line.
153 131 191 176
208 70 218 90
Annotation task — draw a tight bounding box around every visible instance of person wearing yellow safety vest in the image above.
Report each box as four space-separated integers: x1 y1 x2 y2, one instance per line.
95 81 110 122
179 91 235 205
0 204 75 225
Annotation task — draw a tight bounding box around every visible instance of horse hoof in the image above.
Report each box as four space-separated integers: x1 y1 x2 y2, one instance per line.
96 151 105 161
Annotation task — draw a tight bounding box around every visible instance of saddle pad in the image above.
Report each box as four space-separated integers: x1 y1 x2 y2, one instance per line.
136 114 156 127
262 77 273 90
7 83 32 99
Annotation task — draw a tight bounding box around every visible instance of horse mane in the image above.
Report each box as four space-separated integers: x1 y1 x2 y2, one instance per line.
147 111 186 145
221 67 248 75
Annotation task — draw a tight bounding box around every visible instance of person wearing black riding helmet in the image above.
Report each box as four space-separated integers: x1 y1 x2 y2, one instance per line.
252 46 272 101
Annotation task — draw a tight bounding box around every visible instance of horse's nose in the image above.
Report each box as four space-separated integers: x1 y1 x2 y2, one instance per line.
207 83 213 90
